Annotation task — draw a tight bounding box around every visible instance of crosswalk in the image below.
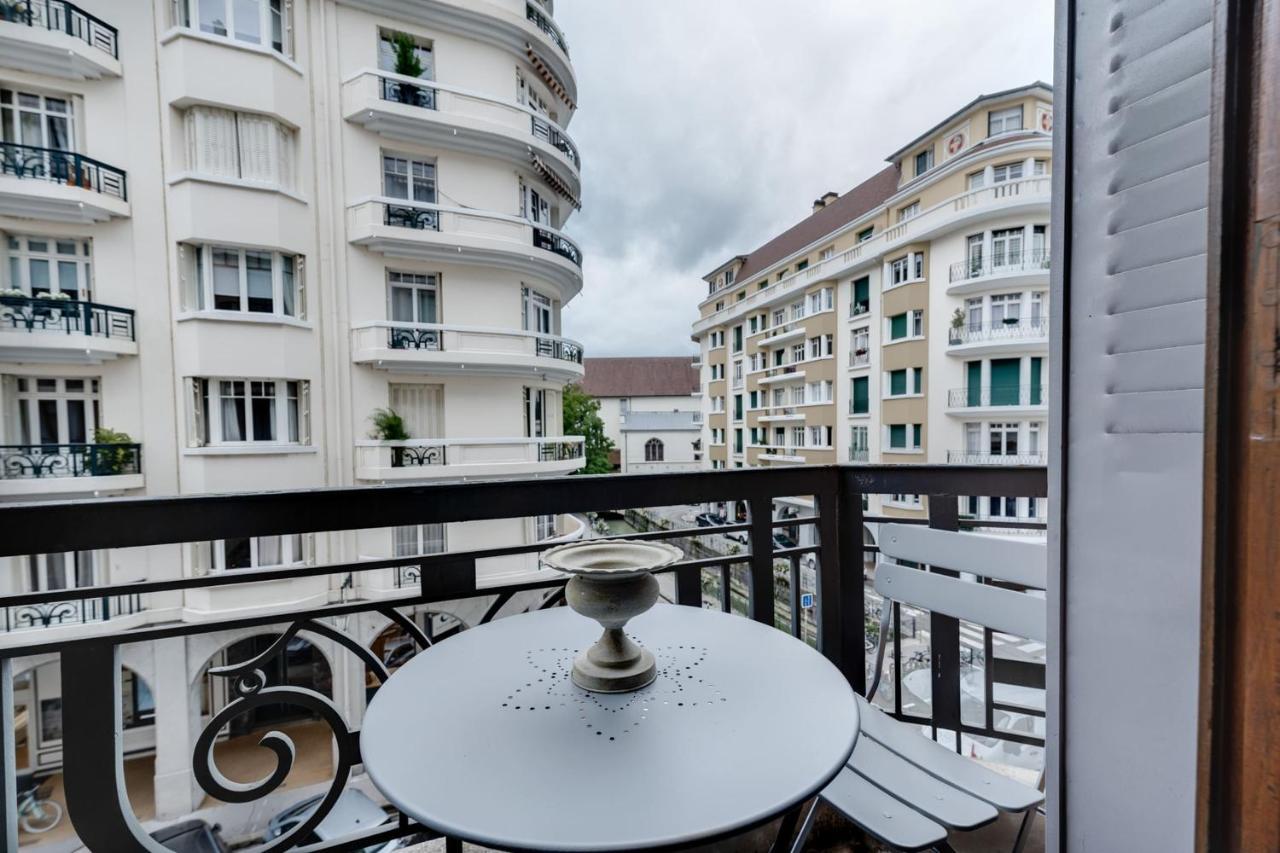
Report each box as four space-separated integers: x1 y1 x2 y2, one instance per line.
958 625 1046 657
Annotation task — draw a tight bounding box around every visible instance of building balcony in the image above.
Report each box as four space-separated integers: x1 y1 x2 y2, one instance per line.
849 300 870 319
758 406 806 422
0 587 143 637
354 436 585 481
947 450 1048 465
351 321 584 381
0 0 120 79
947 250 1050 296
342 69 581 202
848 447 869 462
758 365 805 385
0 294 136 363
758 322 806 347
947 385 1048 414
849 350 870 369
0 442 143 497
346 197 582 299
947 318 1048 356
0 143 129 222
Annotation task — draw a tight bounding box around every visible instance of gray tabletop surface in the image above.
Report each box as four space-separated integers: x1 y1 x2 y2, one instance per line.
361 603 860 852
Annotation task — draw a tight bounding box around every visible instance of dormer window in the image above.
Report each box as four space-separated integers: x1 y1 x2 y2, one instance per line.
914 147 934 177
724 268 735 286
988 105 1024 136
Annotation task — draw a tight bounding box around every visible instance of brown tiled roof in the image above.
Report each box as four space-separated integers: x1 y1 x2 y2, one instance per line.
579 357 699 398
733 164 901 283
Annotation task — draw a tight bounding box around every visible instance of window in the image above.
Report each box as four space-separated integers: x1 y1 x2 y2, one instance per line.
807 334 833 359
733 429 743 453
183 106 296 190
819 246 834 261
121 669 155 730
967 170 986 190
181 243 302 317
851 277 870 315
378 30 434 78
914 147 933 176
644 438 664 462
856 226 874 242
887 423 922 451
2 88 74 154
210 533 305 570
990 292 1022 325
383 154 436 202
897 201 920 222
808 426 831 447
724 268 736 286
888 493 922 507
709 330 725 349
992 161 1024 184
1033 158 1049 176
4 235 91 299
990 422 1019 456
991 227 1024 266
522 286 553 334
388 272 439 324
851 326 870 357
888 310 923 341
795 260 809 272
395 524 446 557
851 377 869 415
13 377 99 445
988 105 1023 136
174 0 294 55
27 551 95 592
524 387 548 437
791 426 805 448
535 515 558 540
790 343 805 364
912 310 924 337
192 378 307 445
733 395 743 421
732 325 743 353
888 252 924 286
887 368 922 397
849 425 869 460
776 269 787 282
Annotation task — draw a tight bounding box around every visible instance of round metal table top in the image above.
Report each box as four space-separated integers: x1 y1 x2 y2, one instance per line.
361 603 859 852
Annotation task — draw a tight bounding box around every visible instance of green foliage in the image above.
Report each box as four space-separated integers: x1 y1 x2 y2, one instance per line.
93 427 132 445
951 307 965 329
391 32 424 79
562 384 614 474
92 427 134 475
370 408 410 441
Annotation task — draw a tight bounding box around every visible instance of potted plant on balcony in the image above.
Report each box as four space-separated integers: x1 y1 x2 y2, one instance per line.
90 427 135 476
0 287 26 308
391 33 424 105
370 407 410 466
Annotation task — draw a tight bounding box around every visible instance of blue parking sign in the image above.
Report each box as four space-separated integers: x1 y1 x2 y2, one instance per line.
800 593 814 609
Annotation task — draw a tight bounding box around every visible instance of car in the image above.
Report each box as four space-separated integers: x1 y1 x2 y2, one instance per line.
149 819 229 853
773 532 797 550
266 789 413 853
694 512 726 528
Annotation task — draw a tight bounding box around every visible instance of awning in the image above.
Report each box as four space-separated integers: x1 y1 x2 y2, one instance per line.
532 154 581 210
526 44 576 110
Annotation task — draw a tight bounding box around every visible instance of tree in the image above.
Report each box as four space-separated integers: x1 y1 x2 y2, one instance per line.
563 384 614 474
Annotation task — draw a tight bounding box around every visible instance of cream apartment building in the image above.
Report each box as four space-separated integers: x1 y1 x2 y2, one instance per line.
694 83 1052 526
0 0 584 820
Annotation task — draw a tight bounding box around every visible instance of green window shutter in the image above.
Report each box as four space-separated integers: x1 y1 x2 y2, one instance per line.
912 424 922 447
890 313 907 339
889 424 906 448
1030 357 1043 405
853 377 869 414
890 370 907 396
912 367 923 393
854 277 869 305
990 358 1021 405
966 361 982 407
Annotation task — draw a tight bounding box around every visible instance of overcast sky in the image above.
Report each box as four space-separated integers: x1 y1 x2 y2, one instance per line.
554 0 1054 357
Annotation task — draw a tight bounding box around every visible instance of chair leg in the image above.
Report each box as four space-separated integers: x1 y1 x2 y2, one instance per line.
768 803 804 853
1010 807 1038 853
787 798 822 853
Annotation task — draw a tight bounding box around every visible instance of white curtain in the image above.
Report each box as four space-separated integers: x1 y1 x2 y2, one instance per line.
389 384 442 438
186 106 239 179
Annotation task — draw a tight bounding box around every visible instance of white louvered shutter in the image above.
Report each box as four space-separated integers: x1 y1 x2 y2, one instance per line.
187 106 239 179
1058 0 1212 849
275 122 294 190
186 378 205 447
237 113 275 185
299 380 311 445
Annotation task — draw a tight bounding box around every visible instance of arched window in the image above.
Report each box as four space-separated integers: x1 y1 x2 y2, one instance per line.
644 438 664 462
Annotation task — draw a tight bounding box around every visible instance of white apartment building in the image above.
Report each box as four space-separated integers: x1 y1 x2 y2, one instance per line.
579 356 702 474
694 84 1052 530
0 0 585 821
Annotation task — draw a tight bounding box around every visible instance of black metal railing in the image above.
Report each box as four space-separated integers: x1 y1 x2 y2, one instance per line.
0 0 118 58
383 202 440 231
379 74 437 110
0 293 134 341
948 385 1047 407
387 326 442 351
0 142 127 200
948 248 1050 283
530 114 580 169
538 439 584 461
948 317 1047 345
526 2 568 55
3 589 142 633
389 443 446 468
0 442 142 479
532 225 582 267
0 465 1046 852
534 334 583 363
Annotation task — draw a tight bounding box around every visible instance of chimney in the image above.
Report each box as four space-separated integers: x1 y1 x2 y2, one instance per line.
812 191 839 212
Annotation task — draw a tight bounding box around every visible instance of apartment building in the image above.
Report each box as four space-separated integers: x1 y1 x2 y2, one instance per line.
579 356 701 473
694 83 1051 525
0 0 584 819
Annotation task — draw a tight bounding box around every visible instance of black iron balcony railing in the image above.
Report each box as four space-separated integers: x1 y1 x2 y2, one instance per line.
379 74 437 110
532 225 583 267
384 324 582 364
3 587 141 633
530 113 580 169
526 2 569 55
0 465 1046 852
0 142 127 200
0 442 142 479
948 248 1050 283
849 300 869 317
0 293 134 340
948 317 1047 345
946 450 1048 465
948 384 1047 408
0 0 118 58
533 333 583 363
383 202 441 231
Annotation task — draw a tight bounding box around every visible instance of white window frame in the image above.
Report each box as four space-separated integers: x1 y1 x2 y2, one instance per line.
390 271 439 324
182 243 302 318
383 153 437 202
394 523 446 556
897 201 920 222
195 378 307 446
992 161 1025 184
183 106 296 190
176 0 294 58
4 234 92 299
988 105 1024 136
13 376 99 445
0 88 75 151
209 533 306 570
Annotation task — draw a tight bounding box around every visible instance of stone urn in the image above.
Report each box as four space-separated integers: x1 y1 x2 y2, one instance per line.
541 539 683 693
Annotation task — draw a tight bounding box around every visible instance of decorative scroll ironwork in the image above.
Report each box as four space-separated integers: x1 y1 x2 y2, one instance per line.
0 443 142 480
0 294 135 340
383 203 440 231
948 248 1051 283
390 444 447 468
387 326 441 351
379 75 437 110
0 0 118 57
3 592 142 632
531 226 582 267
0 142 127 199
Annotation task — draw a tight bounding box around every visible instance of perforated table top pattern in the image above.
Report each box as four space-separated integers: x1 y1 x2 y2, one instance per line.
361 603 860 852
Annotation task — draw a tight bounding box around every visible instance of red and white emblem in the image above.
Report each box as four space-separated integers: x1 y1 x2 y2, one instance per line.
1040 111 1053 132
947 133 965 155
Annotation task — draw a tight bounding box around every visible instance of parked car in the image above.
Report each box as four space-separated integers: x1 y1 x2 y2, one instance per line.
694 512 725 527
773 532 797 550
149 820 229 853
266 789 417 853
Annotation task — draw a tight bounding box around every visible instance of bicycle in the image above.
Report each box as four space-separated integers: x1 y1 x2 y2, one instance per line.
16 772 63 834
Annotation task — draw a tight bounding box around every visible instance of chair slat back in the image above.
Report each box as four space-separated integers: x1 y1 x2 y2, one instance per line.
879 523 1047 588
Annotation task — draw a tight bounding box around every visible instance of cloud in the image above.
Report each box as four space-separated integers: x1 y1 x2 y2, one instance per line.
556 0 1055 357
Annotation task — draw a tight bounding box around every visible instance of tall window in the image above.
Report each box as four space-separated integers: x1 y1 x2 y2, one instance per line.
1 89 74 151
13 377 99 445
176 0 294 57
394 524 446 556
991 228 1024 266
967 170 986 190
851 377 869 415
26 551 95 591
897 201 920 222
182 243 301 317
990 293 1021 325
914 148 933 176
965 233 984 274
383 154 436 202
644 438 664 462
535 515 557 540
991 161 1025 184
4 235 91 299
210 534 305 570
184 107 296 190
389 272 439 324
524 387 548 437
888 252 924 285
193 378 307 445
990 422 1019 456
988 105 1023 136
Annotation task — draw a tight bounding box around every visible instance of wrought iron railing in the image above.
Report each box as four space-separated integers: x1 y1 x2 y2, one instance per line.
849 300 869 317
948 248 1050 283
531 114 580 170
2 588 141 633
948 385 1047 408
0 442 142 479
383 202 440 231
0 465 1046 851
948 317 1047 345
849 349 870 367
0 0 118 58
0 142 127 200
532 225 582 267
379 74 437 110
0 293 134 341
526 2 568 55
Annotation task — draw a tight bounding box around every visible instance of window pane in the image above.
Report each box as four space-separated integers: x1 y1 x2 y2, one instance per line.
66 400 86 444
257 535 281 566
417 289 436 323
224 538 252 569
198 0 227 35
245 250 273 313
251 392 275 441
233 0 262 43
212 248 240 310
45 553 67 590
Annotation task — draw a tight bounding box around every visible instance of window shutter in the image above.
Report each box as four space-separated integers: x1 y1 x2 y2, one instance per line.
295 256 306 319
0 374 16 442
186 378 205 447
890 313 906 339
188 107 239 178
189 542 209 577
237 113 275 185
299 380 311 444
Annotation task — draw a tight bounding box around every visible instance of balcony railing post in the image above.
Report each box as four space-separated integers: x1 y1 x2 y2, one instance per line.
1 657 16 852
821 469 865 692
746 497 775 626
926 494 963 752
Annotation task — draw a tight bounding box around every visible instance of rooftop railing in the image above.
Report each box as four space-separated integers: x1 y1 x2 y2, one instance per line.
0 465 1046 851
0 0 118 58
0 142 127 200
0 293 135 340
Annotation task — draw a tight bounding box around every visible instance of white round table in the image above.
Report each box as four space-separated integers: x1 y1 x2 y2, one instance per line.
361 603 859 852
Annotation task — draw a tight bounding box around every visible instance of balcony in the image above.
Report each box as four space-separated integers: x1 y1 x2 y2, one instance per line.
0 143 129 222
849 349 870 368
947 249 1051 295
947 318 1048 356
351 321 584 381
758 365 805 385
354 436 585 481
346 197 582 299
758 406 806 422
0 294 136 363
947 385 1048 413
0 442 143 497
947 450 1048 465
849 300 870 319
0 0 121 79
758 322 806 347
1 587 143 635
848 447 869 462
342 70 581 200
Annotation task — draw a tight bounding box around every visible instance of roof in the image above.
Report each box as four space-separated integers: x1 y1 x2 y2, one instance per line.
884 81 1054 162
620 411 701 432
578 357 699 398
731 164 901 284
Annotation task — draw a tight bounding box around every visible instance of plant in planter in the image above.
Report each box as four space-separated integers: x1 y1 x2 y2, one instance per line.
391 32 424 105
370 407 411 466
91 427 135 476
951 307 966 329
0 287 27 307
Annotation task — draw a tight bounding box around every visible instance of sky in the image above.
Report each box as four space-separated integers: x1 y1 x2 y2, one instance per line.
554 0 1055 357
